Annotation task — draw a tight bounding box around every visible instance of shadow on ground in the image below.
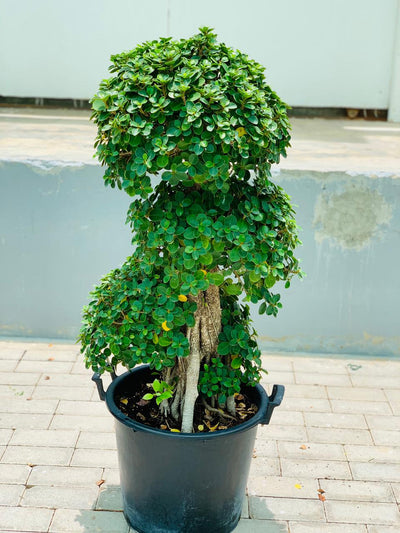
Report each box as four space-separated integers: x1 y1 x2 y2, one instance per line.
75 485 287 533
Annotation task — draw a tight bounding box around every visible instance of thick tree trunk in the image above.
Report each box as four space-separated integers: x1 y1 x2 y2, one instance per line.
179 284 221 433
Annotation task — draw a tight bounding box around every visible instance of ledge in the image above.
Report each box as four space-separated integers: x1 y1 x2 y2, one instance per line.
1 107 400 177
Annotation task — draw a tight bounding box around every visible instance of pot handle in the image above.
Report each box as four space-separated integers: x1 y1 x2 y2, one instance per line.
92 369 118 401
261 384 285 425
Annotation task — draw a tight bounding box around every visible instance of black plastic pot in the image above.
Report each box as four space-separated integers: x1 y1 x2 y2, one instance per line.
93 365 284 533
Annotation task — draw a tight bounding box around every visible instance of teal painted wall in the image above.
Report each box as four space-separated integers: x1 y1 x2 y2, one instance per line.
1 161 399 356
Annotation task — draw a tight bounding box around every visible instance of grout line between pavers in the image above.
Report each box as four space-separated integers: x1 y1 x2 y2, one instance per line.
47 509 57 533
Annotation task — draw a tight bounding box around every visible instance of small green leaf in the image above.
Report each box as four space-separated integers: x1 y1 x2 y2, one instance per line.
92 99 106 111
217 342 230 355
143 393 154 401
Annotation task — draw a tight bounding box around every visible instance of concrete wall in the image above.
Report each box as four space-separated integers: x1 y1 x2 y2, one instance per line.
1 0 400 118
1 160 399 356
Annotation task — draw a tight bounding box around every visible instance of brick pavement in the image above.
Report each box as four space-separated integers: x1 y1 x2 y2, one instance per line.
0 341 399 532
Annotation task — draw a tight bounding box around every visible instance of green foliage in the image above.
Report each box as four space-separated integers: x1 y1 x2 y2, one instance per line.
80 28 302 406
90 27 291 198
143 379 175 405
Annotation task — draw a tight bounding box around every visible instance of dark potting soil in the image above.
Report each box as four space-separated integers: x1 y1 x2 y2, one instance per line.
116 380 258 433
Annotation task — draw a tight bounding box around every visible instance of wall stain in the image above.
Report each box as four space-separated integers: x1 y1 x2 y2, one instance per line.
313 184 392 250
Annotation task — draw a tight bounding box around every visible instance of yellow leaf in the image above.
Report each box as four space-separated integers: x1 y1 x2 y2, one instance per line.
236 127 246 137
162 321 171 331
178 294 188 302
120 398 128 405
294 484 302 490
170 428 180 433
200 269 207 276
198 425 204 431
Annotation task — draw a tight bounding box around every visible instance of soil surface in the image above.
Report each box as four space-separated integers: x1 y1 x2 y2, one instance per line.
116 380 258 433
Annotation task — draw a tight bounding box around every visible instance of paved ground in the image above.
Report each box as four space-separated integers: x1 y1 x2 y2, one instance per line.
1 107 400 176
0 341 399 532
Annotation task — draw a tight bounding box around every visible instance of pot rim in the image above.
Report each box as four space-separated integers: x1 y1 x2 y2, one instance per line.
105 365 270 439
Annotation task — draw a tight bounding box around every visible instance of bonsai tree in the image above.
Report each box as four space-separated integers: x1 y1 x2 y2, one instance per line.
80 28 302 433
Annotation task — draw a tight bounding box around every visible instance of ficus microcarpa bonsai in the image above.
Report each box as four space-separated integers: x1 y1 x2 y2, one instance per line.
79 28 302 433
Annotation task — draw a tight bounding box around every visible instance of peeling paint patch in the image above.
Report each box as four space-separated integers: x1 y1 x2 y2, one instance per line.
313 184 392 250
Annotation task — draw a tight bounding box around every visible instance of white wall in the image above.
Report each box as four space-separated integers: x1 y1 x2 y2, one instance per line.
0 0 399 116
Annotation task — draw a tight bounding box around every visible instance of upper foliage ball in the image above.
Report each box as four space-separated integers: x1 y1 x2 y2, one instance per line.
91 27 291 198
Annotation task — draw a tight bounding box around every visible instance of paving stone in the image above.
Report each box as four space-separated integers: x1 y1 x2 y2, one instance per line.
366 415 400 431
367 526 400 533
304 412 367 429
331 399 392 415
233 519 289 532
0 385 34 398
37 373 93 388
371 430 400 446
0 413 53 430
96 485 123 511
389 401 400 415
0 372 40 385
0 360 18 372
0 398 58 414
284 384 328 399
49 414 114 432
249 496 325 521
21 484 99 509
32 385 93 401
49 508 129 532
281 458 351 480
290 523 367 533
293 359 348 374
391 483 400 503
307 427 373 445
0 464 31 484
2 446 73 466
260 356 294 371
0 346 25 359
10 429 79 448
268 410 304 426
261 371 295 385
345 444 400 463
0 429 13 445
350 462 400 482
319 479 395 502
23 349 78 361
350 375 400 389
16 360 73 374
327 386 386 401
253 439 278 457
28 465 103 486
278 441 346 461
249 457 281 477
247 475 318 498
346 361 400 376
281 397 332 412
257 424 307 442
76 431 117 450
70 361 94 374
102 469 121 486
71 448 119 469
295 372 351 386
324 500 400 525
385 390 400 402
0 506 53 531
56 400 107 417
0 484 24 505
